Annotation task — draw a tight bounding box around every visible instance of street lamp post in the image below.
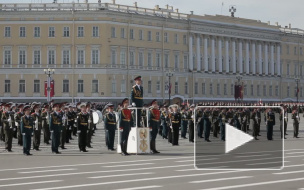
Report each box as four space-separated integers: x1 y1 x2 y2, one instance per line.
295 77 300 103
236 75 242 102
44 68 55 103
166 71 174 105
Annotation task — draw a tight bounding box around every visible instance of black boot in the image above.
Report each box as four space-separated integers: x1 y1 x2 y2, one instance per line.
123 142 130 155
153 140 160 154
121 143 126 156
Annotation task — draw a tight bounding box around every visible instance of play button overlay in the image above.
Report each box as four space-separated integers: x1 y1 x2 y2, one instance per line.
225 123 254 154
194 106 284 170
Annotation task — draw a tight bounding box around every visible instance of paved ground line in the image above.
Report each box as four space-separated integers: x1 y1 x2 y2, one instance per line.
115 186 162 190
176 158 218 163
189 176 253 183
0 180 62 188
247 161 289 166
273 170 304 175
89 172 154 179
103 163 154 168
19 168 77 174
235 154 271 158
286 151 304 155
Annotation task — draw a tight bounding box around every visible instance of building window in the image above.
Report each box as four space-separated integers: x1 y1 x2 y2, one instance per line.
174 34 178 44
19 80 25 93
78 80 84 93
251 84 254 96
91 49 99 65
4 80 10 93
300 47 303 55
4 50 11 65
244 85 247 96
49 27 55 37
202 83 206 95
34 80 40 93
92 26 99 37
147 52 152 67
195 82 198 94
120 50 126 65
275 85 279 96
34 27 40 37
63 50 70 65
185 82 188 94
139 30 143 40
183 55 188 69
263 85 266 96
164 32 168 43
148 81 152 93
156 32 160 42
121 80 126 93
224 84 227 95
48 50 55 65
174 54 179 69
210 83 213 95
300 87 303 97
63 80 69 93
63 27 70 37
257 85 260 96
138 52 144 66
111 49 117 65
217 84 220 95
156 81 161 93
112 80 116 93
231 84 234 95
129 51 134 66
19 50 26 65
4 27 11 37
294 47 297 55
78 27 84 37
287 86 290 97
175 82 179 94
92 80 98 93
77 50 84 65
269 85 273 96
286 45 289 55
183 35 187 45
121 28 125 38
287 64 290 75
129 29 134 39
156 53 161 67
20 27 26 37
33 50 41 65
164 54 169 68
148 31 152 41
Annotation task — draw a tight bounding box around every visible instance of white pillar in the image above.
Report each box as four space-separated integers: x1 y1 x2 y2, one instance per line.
258 43 262 75
232 39 236 73
189 35 193 71
211 37 215 72
225 38 229 73
264 43 268 75
245 41 250 74
196 35 201 71
238 40 243 73
218 38 222 73
204 36 208 72
270 43 274 75
277 45 281 76
252 42 256 75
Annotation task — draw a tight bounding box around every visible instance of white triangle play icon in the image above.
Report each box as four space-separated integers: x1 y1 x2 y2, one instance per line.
225 123 254 154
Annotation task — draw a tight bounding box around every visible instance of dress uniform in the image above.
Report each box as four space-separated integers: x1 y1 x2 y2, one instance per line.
265 109 276 140
21 106 34 156
119 98 132 156
180 107 188 139
66 105 74 142
50 103 63 154
212 109 220 138
279 109 287 139
160 107 169 139
130 76 144 127
86 104 94 148
250 109 259 140
31 104 43 151
77 103 89 152
187 105 195 143
0 103 4 142
203 109 212 142
15 104 25 146
218 109 226 141
170 105 181 146
233 110 241 130
292 109 300 138
2 103 14 152
196 108 204 138
256 109 262 136
104 104 116 151
60 106 68 149
41 105 51 144
240 110 248 133
149 99 161 153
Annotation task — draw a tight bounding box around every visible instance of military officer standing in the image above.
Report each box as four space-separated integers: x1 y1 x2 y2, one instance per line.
131 76 144 127
196 108 204 138
21 105 34 156
170 104 181 146
256 108 262 136
218 108 226 141
2 103 14 152
250 109 259 140
119 98 132 156
15 104 24 146
187 105 195 143
66 105 74 142
86 103 94 148
149 99 161 153
77 103 89 152
292 107 300 138
160 106 169 139
31 104 42 151
180 106 188 139
203 108 212 142
265 108 276 140
50 103 63 154
104 104 117 151
41 104 51 144
0 103 4 142
60 106 68 149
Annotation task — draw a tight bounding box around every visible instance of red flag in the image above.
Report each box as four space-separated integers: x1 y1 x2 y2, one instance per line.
44 80 55 97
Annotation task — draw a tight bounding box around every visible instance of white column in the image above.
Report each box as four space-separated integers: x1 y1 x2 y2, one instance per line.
189 35 193 71
258 43 262 75
196 34 201 71
218 37 222 73
270 43 274 75
238 40 243 73
264 43 268 75
252 42 256 75
211 37 215 72
204 36 208 72
232 39 236 73
245 41 250 74
277 45 281 76
225 38 229 73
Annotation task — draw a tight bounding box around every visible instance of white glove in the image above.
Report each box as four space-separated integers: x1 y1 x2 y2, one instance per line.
63 116 66 120
15 122 19 127
296 116 299 119
132 103 136 107
13 128 16 131
170 126 173 129
74 120 77 123
191 115 194 119
8 118 11 122
34 121 38 124
51 130 54 133
88 119 91 124
77 130 81 134
0 126 2 128
22 133 25 135
31 133 34 136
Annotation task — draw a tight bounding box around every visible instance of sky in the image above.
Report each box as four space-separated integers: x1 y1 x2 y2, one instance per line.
0 0 303 30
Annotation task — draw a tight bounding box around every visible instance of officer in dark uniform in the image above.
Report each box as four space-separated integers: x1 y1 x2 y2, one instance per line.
170 104 181 146
218 108 226 141
86 103 94 148
50 103 63 154
66 105 74 142
72 105 78 137
203 108 212 142
131 76 143 127
160 106 169 139
41 104 51 144
149 99 161 153
2 103 14 152
0 103 4 142
119 98 132 156
196 108 204 138
77 103 89 152
279 107 287 139
292 107 300 138
233 109 241 130
15 104 24 146
180 106 188 139
251 109 259 140
60 106 68 149
104 104 116 151
21 105 34 156
187 105 195 143
265 108 276 140
256 108 262 136
212 108 220 138
32 104 42 151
